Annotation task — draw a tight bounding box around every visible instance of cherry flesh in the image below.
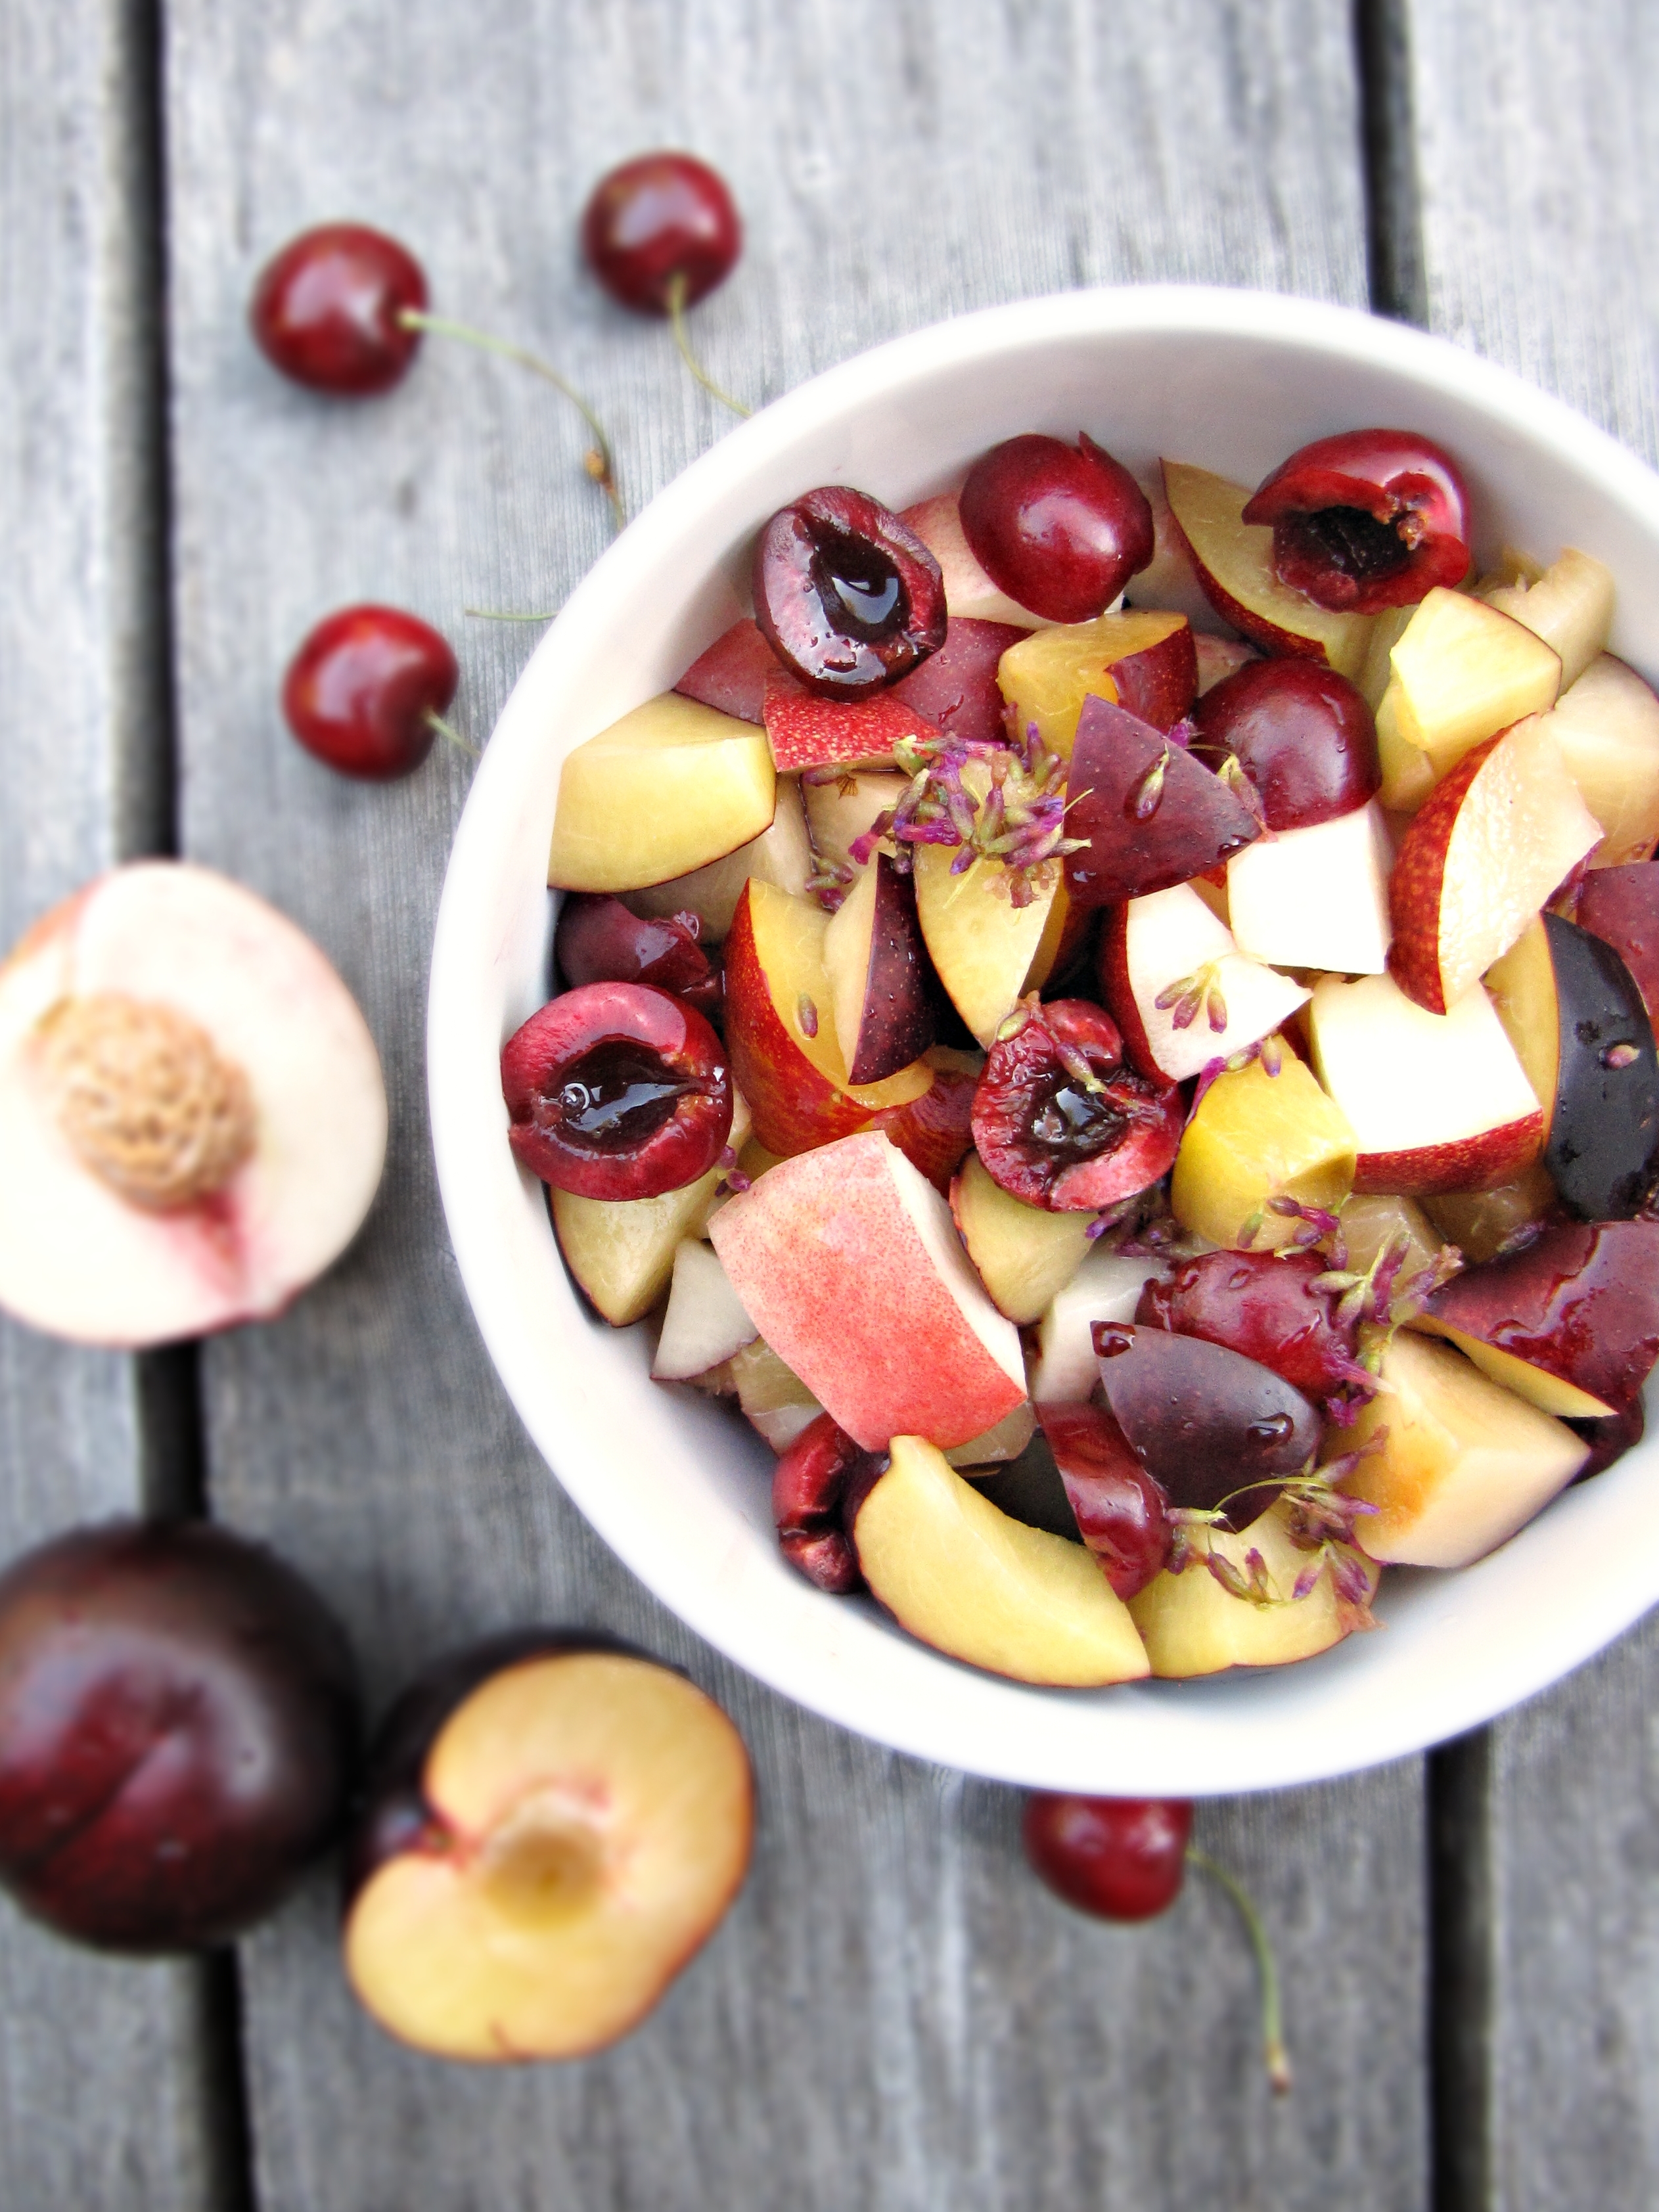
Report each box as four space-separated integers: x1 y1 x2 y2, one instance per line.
1037 1404 1173 1599
770 1412 876 1594
250 223 427 396
1137 1249 1366 1410
1023 1794 1192 1920
1242 428 1471 614
1190 658 1380 831
555 894 721 1020
1093 1322 1322 1527
0 1520 357 1951
754 487 947 700
282 604 459 780
959 434 1154 624
970 999 1183 1212
1064 697 1260 908
582 152 742 315
501 982 731 1202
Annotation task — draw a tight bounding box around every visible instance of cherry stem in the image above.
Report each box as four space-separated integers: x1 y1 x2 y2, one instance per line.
463 607 556 623
1185 1843 1293 2094
396 309 625 532
665 272 750 419
423 710 479 761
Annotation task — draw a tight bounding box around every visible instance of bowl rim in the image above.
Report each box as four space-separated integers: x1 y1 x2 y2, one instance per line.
430 282 1659 1794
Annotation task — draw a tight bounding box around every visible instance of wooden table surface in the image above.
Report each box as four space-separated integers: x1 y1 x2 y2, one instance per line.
2 3 1656 2205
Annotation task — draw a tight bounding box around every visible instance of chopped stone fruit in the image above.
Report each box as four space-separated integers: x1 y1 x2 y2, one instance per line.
343 1635 752 2060
1374 587 1562 796
1128 1497 1376 1678
848 1435 1150 1686
960 434 1154 624
550 1091 750 1328
709 1131 1028 1452
729 1338 825 1451
0 1520 356 1951
1541 656 1659 867
898 494 1047 627
1307 973 1541 1197
1160 461 1375 683
0 861 386 1346
763 666 943 773
556 895 719 1020
1225 802 1394 977
1031 1245 1171 1406
1170 1052 1356 1252
650 1239 758 1382
1037 1403 1173 1599
621 777 812 938
1194 634 1260 692
873 1043 981 1193
996 609 1196 757
1097 882 1309 1085
502 982 732 1203
1191 656 1380 830
722 881 930 1157
802 769 907 886
972 999 1183 1213
966 1432 1087 1541
1093 1322 1321 1529
674 619 774 724
1420 1164 1560 1267
1568 1395 1646 1479
1242 428 1471 614
1064 696 1260 908
943 1399 1039 1468
1387 718 1601 1015
821 853 934 1083
753 486 946 700
949 1152 1096 1323
1412 1220 1659 1421
549 693 776 894
1488 912 1659 1221
1333 1331 1588 1567
1336 1191 1443 1281
1480 546 1614 693
1125 470 1231 635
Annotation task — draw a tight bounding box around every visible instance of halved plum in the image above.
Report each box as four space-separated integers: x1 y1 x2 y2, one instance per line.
1137 1248 1368 1409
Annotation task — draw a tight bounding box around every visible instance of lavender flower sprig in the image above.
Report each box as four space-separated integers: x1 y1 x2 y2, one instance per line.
846 725 1088 902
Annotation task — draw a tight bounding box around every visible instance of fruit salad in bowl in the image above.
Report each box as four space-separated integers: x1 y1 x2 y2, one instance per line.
430 287 1659 1795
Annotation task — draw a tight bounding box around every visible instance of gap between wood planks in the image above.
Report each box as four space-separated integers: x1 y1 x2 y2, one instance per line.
105 3 1474 2206
1354 5 1491 2208
120 0 257 2202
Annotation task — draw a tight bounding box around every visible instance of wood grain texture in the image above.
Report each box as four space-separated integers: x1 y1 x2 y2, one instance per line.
1406 5 1659 2205
161 3 1426 2205
0 3 220 2206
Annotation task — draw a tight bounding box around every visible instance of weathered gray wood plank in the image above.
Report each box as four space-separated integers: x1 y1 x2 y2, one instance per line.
0 3 221 2206
1405 5 1659 2205
163 3 1427 2205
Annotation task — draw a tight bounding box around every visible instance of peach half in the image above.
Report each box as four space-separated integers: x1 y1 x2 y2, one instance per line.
0 862 386 1345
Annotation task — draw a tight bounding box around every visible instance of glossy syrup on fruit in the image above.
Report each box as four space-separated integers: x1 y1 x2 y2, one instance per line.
557 1043 698 1151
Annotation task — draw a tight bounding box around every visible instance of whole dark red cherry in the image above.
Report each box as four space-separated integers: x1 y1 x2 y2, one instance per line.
970 999 1184 1212
1190 658 1380 830
501 980 732 1202
283 605 459 780
250 223 427 395
1023 1794 1193 1920
959 433 1154 624
753 485 947 700
582 152 742 315
0 1519 357 1952
1137 1248 1367 1407
1242 428 1471 615
1036 1404 1173 1599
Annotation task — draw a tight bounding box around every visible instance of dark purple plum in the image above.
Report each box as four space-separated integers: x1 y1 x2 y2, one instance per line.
889 616 1027 744
0 1520 357 1951
1064 696 1260 907
753 487 946 700
673 618 775 725
1091 1322 1321 1527
959 434 1154 623
1137 1249 1365 1407
1538 912 1659 1221
1575 863 1659 1030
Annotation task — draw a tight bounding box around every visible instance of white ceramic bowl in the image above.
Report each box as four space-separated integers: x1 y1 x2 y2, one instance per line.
430 285 1659 1795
